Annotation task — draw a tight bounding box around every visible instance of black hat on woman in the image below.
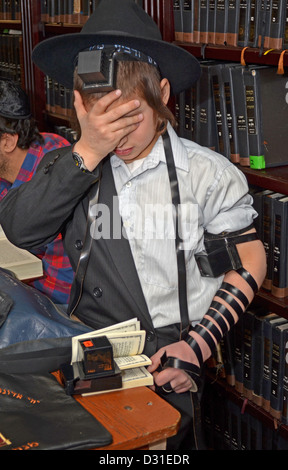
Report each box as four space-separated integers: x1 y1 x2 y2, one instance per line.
32 0 200 96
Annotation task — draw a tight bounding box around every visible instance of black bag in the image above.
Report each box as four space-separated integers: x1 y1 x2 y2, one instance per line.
0 370 112 450
0 268 93 374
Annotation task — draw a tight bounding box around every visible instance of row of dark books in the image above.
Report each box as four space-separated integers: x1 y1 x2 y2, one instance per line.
202 381 288 450
41 0 100 24
0 31 22 85
45 75 74 119
176 60 288 169
40 0 144 25
173 0 288 50
54 124 78 145
251 187 288 298
0 0 21 21
212 308 288 426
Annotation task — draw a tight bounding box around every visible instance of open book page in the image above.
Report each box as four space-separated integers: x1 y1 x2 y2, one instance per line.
71 318 142 363
114 354 152 370
0 225 43 280
82 366 154 396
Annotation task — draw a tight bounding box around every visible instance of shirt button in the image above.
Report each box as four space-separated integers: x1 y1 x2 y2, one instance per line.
146 331 155 342
126 181 132 188
93 287 103 298
74 239 83 250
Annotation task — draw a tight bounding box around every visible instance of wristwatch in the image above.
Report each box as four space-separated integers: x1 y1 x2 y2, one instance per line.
72 151 91 173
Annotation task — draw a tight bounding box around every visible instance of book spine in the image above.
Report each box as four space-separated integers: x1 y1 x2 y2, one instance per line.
234 315 244 394
263 0 272 48
284 1 288 48
262 192 284 290
256 0 268 48
173 0 184 41
199 0 209 43
220 329 235 387
222 64 239 163
242 310 254 400
211 63 230 159
247 0 258 47
215 0 228 45
226 0 240 46
237 0 251 47
193 0 201 42
230 65 250 166
271 196 288 297
251 314 267 406
207 0 216 44
243 67 264 169
281 329 288 425
182 88 194 141
270 323 288 419
183 0 194 42
252 189 273 241
196 62 218 150
267 0 285 49
262 317 287 412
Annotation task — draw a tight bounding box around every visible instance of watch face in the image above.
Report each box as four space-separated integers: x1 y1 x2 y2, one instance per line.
73 152 83 167
73 152 90 173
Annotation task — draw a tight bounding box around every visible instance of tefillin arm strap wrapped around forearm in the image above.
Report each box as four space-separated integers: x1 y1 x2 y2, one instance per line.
160 221 259 391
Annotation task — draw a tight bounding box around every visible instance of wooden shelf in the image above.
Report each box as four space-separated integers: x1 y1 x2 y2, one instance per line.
0 19 21 30
252 290 288 319
176 42 288 68
239 165 288 195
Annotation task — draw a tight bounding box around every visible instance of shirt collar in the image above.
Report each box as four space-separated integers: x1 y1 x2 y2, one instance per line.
110 123 189 173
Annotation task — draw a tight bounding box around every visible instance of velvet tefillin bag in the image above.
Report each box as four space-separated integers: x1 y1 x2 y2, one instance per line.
0 371 112 450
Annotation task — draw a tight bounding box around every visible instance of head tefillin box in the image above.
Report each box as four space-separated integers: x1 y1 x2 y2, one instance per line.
80 336 115 376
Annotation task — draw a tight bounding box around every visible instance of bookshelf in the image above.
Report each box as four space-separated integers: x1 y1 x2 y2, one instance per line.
3 0 288 450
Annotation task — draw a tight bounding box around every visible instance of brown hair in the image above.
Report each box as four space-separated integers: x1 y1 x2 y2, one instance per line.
72 60 175 136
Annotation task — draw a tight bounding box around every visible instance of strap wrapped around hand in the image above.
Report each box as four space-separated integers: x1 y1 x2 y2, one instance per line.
160 351 202 393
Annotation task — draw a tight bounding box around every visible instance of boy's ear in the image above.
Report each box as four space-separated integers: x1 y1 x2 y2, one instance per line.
160 78 170 105
1 133 19 153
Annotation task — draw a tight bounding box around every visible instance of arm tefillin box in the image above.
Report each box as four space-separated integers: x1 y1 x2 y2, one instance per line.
60 336 122 395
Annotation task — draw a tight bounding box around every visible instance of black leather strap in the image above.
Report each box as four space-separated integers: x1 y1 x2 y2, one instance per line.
214 290 244 318
186 336 204 365
163 131 190 335
196 319 222 343
209 300 235 326
192 324 217 351
204 308 227 333
160 352 202 392
220 282 249 309
236 267 258 293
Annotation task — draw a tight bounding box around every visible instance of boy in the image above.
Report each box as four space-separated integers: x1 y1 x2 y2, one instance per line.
0 0 266 449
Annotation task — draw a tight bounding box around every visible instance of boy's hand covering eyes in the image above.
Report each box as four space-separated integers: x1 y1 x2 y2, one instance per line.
73 89 143 171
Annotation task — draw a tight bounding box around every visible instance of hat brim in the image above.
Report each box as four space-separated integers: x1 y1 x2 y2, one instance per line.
32 33 200 95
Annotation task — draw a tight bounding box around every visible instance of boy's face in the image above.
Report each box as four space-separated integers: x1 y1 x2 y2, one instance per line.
110 95 158 163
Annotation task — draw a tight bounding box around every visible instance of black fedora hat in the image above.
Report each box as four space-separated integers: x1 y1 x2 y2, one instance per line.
32 0 200 96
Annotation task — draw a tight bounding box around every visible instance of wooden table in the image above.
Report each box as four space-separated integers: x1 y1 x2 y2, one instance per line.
75 386 181 450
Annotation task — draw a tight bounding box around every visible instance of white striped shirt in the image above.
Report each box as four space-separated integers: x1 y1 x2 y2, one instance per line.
110 124 256 328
